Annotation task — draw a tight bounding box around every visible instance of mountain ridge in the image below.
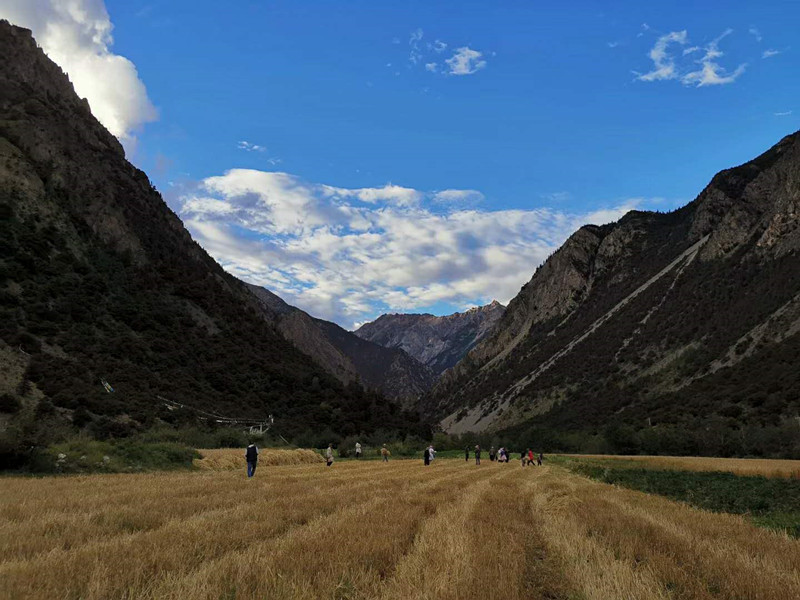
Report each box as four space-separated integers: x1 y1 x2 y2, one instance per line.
246 284 435 405
355 301 505 375
0 21 427 458
426 129 800 456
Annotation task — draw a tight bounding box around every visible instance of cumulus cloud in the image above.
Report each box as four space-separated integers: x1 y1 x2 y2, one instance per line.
636 29 746 87
0 0 157 147
178 169 641 326
445 47 487 75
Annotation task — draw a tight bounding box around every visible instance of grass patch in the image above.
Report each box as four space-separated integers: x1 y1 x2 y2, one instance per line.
33 437 199 474
564 459 800 537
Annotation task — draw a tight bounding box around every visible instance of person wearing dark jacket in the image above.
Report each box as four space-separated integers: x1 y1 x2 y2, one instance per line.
475 444 481 465
245 443 259 478
465 446 470 462
423 446 431 466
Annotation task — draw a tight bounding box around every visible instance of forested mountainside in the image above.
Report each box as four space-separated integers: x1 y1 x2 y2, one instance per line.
0 21 427 465
355 301 505 375
428 130 800 457
247 284 435 406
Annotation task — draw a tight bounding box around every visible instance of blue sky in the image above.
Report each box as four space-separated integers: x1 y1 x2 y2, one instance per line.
3 1 798 327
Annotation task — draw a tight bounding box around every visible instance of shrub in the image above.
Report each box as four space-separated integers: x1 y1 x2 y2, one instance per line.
37 437 199 473
89 416 136 440
0 393 21 414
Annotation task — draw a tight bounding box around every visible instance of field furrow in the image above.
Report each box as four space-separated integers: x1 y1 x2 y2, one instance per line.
1 458 798 600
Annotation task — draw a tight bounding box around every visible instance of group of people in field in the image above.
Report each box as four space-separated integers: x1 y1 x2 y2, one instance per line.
466 445 543 466
243 441 542 477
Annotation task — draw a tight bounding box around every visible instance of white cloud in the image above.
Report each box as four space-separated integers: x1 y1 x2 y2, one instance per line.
762 48 782 58
445 47 487 76
608 41 620 49
0 0 157 148
323 183 423 207
636 30 688 82
409 27 423 64
774 110 792 117
237 140 267 152
636 29 746 87
404 32 487 77
178 169 642 325
681 30 746 87
749 27 762 42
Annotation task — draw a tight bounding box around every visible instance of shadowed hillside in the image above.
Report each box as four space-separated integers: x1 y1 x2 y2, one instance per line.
428 130 800 457
247 284 435 406
0 21 427 466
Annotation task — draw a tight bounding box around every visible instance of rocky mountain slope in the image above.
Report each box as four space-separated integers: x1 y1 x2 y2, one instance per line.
0 21 426 455
247 285 435 405
355 301 505 375
428 130 800 456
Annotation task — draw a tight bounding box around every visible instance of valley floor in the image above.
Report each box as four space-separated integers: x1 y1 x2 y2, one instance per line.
2 459 799 599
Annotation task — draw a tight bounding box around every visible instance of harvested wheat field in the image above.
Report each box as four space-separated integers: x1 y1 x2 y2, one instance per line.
194 448 324 470
2 460 800 600
562 454 800 478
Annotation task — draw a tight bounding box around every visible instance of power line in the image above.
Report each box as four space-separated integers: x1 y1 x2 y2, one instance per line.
157 395 274 430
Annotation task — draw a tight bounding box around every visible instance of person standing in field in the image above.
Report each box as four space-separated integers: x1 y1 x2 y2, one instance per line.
489 446 496 462
381 444 391 462
430 446 436 462
423 445 431 466
538 452 543 466
355 442 362 459
465 446 470 462
475 444 481 465
528 449 535 466
521 449 528 467
245 442 259 478
325 444 334 467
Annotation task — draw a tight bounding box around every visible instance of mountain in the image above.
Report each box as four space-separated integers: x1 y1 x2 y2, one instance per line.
427 131 800 457
354 301 505 375
0 21 427 457
246 284 435 405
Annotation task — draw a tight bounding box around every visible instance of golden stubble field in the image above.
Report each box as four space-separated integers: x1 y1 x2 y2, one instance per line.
561 454 800 478
2 453 800 600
